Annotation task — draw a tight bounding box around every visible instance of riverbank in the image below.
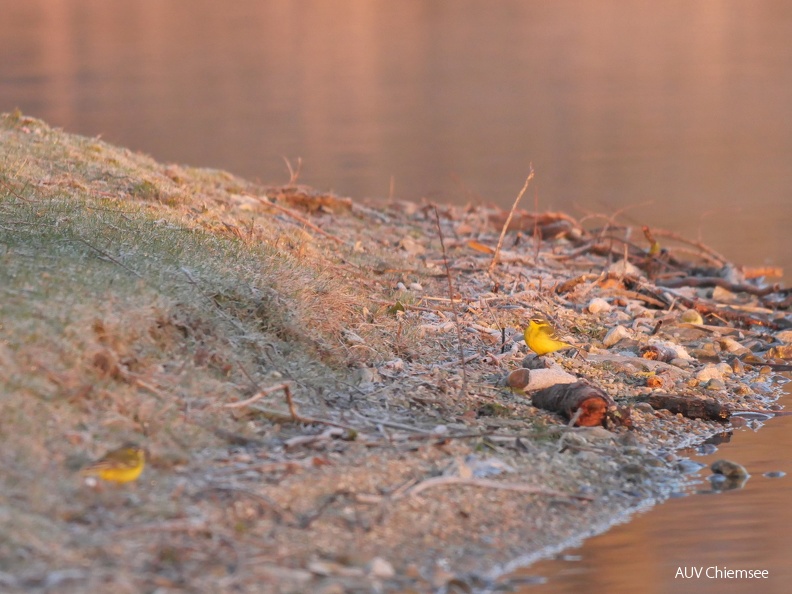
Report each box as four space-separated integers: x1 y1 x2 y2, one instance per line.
1 112 789 593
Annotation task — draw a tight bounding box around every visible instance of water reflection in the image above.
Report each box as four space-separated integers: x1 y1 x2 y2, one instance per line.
1 0 791 275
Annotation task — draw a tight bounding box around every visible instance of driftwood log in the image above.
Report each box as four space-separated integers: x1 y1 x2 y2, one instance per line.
531 381 631 428
637 393 731 422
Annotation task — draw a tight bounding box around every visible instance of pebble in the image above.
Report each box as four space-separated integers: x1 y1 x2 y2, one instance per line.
587 297 611 314
705 379 726 391
718 337 751 356
775 330 792 344
679 309 704 324
408 282 423 291
367 557 395 579
603 325 630 347
607 259 642 277
750 382 773 395
764 471 786 479
696 364 726 382
711 459 749 479
354 367 381 386
677 459 707 474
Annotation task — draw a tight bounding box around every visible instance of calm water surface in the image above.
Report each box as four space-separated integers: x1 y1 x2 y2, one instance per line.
2 2 792 592
516 385 792 594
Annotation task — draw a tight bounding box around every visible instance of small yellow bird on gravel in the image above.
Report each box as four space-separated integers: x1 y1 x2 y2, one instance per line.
81 444 146 484
524 317 575 356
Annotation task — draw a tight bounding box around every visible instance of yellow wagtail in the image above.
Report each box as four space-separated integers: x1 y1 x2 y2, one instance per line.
524 317 575 356
81 443 146 484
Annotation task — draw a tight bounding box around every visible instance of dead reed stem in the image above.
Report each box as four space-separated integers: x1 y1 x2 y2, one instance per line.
490 166 534 272
433 206 468 395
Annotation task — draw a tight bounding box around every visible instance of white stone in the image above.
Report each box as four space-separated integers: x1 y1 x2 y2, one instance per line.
587 298 611 314
696 364 724 382
603 325 630 347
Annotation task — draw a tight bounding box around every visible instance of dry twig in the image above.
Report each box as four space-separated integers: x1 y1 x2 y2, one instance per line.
433 206 468 394
489 167 534 272
396 476 593 501
255 195 347 245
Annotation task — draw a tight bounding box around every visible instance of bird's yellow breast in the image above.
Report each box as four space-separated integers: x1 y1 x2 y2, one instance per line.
524 318 572 356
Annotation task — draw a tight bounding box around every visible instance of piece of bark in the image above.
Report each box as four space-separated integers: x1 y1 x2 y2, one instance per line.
638 393 731 422
531 381 614 427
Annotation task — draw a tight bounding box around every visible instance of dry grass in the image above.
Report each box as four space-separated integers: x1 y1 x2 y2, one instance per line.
0 112 403 590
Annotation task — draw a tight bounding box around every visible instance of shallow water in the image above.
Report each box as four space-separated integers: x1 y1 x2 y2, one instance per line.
515 384 792 594
2 2 792 591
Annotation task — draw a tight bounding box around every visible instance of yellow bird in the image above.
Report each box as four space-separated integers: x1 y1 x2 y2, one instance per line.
524 317 574 356
81 444 146 484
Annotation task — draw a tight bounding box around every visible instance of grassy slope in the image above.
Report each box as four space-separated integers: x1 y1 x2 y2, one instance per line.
0 112 387 585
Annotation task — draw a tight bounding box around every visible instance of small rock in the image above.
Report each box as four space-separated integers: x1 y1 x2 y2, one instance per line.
764 471 786 479
342 329 365 344
677 459 707 474
354 367 381 386
718 337 751 356
398 236 425 255
367 557 395 579
587 298 611 314
750 382 773 395
649 339 692 360
712 285 738 303
767 344 792 359
705 379 726 391
408 282 423 291
603 325 630 347
696 364 724 382
711 459 749 479
679 309 704 324
520 353 549 369
775 330 792 344
607 259 643 277
380 358 405 373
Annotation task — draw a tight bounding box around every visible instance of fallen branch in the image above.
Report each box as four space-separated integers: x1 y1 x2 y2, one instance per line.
225 383 360 432
396 476 593 501
656 276 780 297
637 393 731 422
531 381 622 427
661 288 777 329
254 195 347 245
649 228 729 267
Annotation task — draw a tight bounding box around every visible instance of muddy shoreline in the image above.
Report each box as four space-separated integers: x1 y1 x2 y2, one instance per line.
1 112 789 593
